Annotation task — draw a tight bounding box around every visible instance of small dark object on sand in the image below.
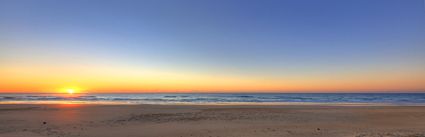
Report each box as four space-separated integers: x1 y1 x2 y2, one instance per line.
317 128 320 131
43 122 47 124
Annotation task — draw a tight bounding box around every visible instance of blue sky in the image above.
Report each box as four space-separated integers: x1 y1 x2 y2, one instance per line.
1 0 424 92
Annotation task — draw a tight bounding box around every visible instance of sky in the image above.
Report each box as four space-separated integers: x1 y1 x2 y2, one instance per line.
0 0 425 93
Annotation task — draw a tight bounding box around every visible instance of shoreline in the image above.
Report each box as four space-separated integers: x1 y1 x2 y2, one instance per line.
2 101 425 106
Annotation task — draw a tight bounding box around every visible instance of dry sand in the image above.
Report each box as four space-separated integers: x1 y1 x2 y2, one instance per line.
0 104 424 137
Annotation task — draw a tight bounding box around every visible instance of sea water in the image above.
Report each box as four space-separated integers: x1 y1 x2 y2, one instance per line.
1 93 425 105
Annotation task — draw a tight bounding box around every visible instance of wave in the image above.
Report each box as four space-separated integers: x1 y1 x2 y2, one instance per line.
1 93 425 104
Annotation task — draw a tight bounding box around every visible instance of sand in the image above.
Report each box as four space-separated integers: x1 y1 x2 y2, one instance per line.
0 104 425 137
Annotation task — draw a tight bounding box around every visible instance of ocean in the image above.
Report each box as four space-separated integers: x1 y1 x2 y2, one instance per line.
1 93 425 105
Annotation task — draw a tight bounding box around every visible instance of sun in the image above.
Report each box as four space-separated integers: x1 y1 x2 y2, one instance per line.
60 87 82 94
66 89 75 94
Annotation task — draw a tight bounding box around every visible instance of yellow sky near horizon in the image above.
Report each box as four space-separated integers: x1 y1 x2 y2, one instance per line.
1 62 424 93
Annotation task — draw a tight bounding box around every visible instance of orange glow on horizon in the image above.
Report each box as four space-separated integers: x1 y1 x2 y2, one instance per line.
0 63 424 93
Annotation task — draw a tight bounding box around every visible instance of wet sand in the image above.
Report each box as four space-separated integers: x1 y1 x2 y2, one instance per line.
0 104 425 137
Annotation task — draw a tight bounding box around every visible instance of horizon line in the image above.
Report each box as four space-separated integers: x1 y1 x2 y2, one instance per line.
1 91 424 94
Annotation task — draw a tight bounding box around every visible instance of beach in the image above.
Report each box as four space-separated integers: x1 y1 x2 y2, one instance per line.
1 104 425 137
